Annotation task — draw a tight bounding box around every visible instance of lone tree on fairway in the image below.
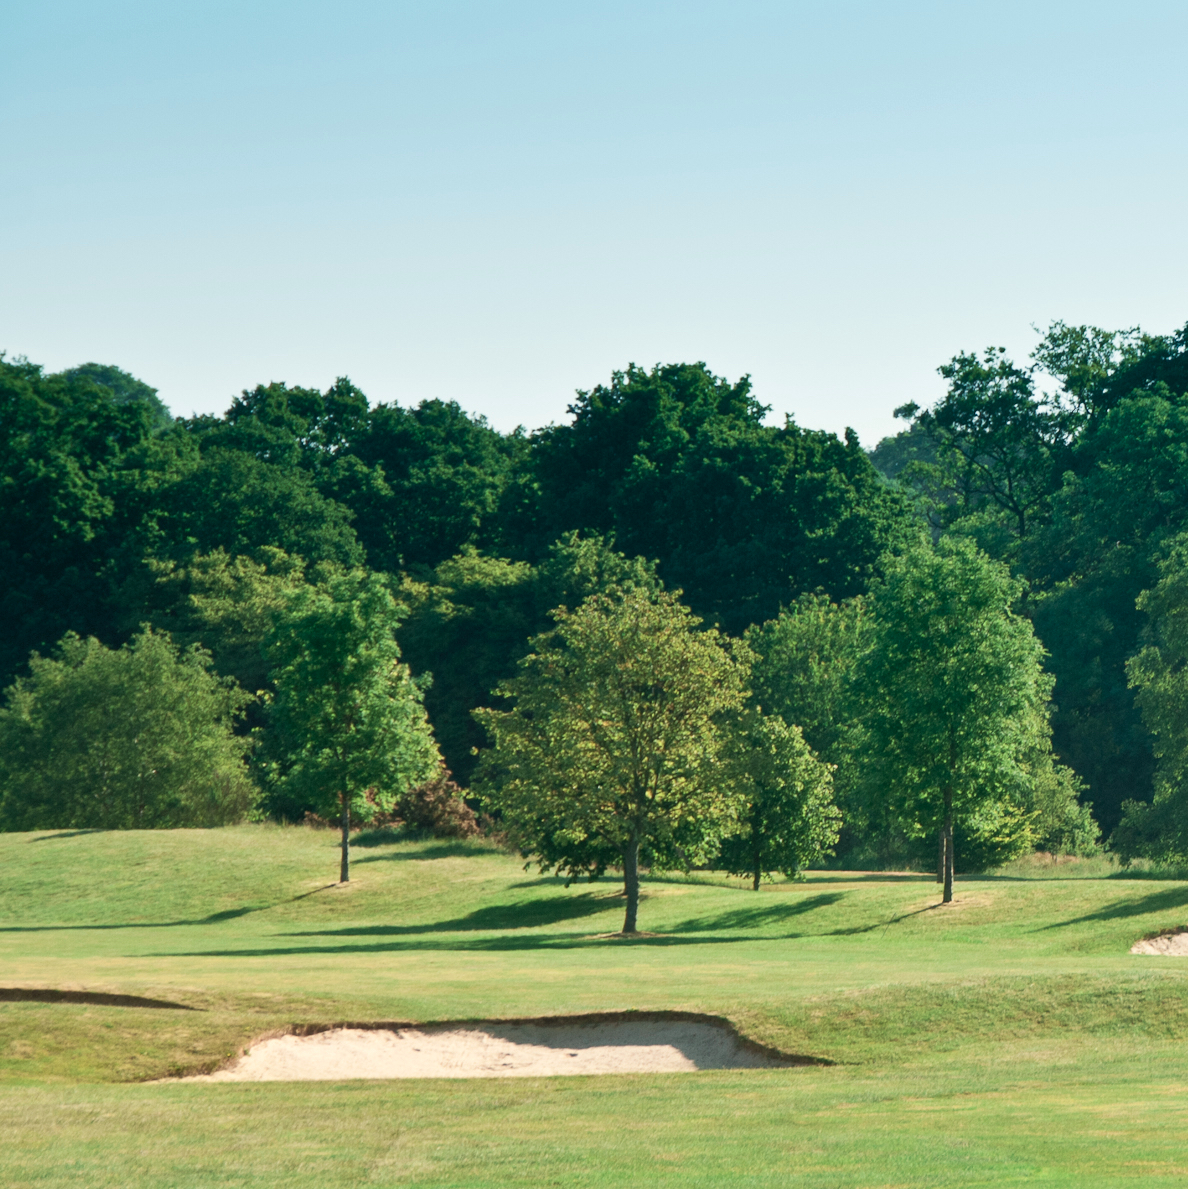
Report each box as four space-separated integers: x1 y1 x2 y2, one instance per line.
717 712 840 889
0 628 255 830
857 537 1049 902
476 587 749 933
264 570 440 882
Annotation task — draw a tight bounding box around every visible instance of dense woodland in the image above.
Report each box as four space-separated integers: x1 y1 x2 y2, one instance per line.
2 321 1187 878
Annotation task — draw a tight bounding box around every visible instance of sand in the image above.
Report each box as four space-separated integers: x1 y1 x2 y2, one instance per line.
179 1017 791 1081
1131 930 1188 955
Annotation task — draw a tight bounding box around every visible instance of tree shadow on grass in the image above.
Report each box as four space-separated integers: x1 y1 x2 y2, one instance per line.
282 892 618 938
667 893 847 933
28 830 105 842
158 930 782 957
353 842 490 863
1037 885 1188 930
157 892 869 957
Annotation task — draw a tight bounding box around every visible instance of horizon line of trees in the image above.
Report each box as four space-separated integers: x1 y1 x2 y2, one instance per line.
2 321 1187 905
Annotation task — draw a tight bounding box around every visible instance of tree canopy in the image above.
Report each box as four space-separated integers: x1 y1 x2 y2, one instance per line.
11 324 1187 865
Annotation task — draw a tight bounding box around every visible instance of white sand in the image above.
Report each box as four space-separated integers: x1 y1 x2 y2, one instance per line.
1131 930 1188 955
180 1018 788 1081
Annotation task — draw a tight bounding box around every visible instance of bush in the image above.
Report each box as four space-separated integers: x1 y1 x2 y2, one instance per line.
369 770 480 839
0 628 256 830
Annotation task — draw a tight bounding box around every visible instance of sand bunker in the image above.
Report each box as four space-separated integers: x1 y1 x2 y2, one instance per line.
181 1016 795 1080
1131 930 1188 955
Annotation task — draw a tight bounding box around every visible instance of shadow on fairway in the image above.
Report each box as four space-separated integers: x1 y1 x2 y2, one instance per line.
28 829 105 842
283 893 617 937
667 893 847 933
0 988 200 1010
352 841 494 862
1039 885 1188 930
158 887 864 957
158 931 777 957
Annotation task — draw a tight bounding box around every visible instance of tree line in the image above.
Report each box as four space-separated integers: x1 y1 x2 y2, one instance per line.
1 327 1186 912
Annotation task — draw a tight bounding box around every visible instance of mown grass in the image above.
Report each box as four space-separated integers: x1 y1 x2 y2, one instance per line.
4 825 1188 1185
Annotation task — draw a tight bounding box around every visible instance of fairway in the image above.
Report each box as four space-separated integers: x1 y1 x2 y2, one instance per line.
5 826 1188 1186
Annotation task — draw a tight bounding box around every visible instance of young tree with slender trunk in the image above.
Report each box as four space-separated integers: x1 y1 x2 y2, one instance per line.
264 570 440 882
717 711 840 889
857 537 1049 902
476 587 748 933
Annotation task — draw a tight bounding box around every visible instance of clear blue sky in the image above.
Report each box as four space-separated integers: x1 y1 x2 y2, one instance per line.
3 1 1186 445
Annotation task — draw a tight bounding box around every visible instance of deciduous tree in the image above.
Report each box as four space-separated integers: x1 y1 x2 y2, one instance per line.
264 570 440 880
717 712 839 889
476 588 749 933
857 538 1050 901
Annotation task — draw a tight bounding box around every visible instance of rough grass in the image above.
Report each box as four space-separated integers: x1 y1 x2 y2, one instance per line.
4 825 1188 1185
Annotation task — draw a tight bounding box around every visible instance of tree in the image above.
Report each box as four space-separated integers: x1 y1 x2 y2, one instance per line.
146 547 313 698
60 362 172 430
398 533 662 784
857 538 1050 902
0 628 254 830
345 397 530 571
1115 536 1188 861
1030 387 1188 830
746 593 870 768
717 712 840 889
263 569 440 881
158 449 363 567
894 347 1058 541
476 588 749 933
0 354 187 688
528 362 915 633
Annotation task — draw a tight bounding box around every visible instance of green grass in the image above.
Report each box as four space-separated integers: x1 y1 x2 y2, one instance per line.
4 825 1188 1186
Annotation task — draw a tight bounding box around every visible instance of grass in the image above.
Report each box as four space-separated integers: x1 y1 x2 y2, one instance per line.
4 825 1188 1185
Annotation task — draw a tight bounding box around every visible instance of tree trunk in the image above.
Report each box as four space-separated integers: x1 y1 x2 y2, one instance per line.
753 867 761 891
622 837 640 933
942 787 954 904
339 795 350 884
937 829 945 884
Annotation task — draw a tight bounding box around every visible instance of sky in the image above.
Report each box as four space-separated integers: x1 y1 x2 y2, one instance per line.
3 1 1187 446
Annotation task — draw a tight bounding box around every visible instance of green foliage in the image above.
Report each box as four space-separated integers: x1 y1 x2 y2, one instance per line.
397 551 538 785
856 538 1051 891
146 548 313 697
262 569 440 832
903 347 1059 539
1026 759 1101 858
747 592 870 767
346 398 530 570
529 362 915 632
1115 536 1188 862
158 448 363 566
399 534 662 784
717 711 840 887
476 587 749 931
0 354 182 685
0 628 254 830
1031 386 1188 830
60 362 172 430
875 323 1188 834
